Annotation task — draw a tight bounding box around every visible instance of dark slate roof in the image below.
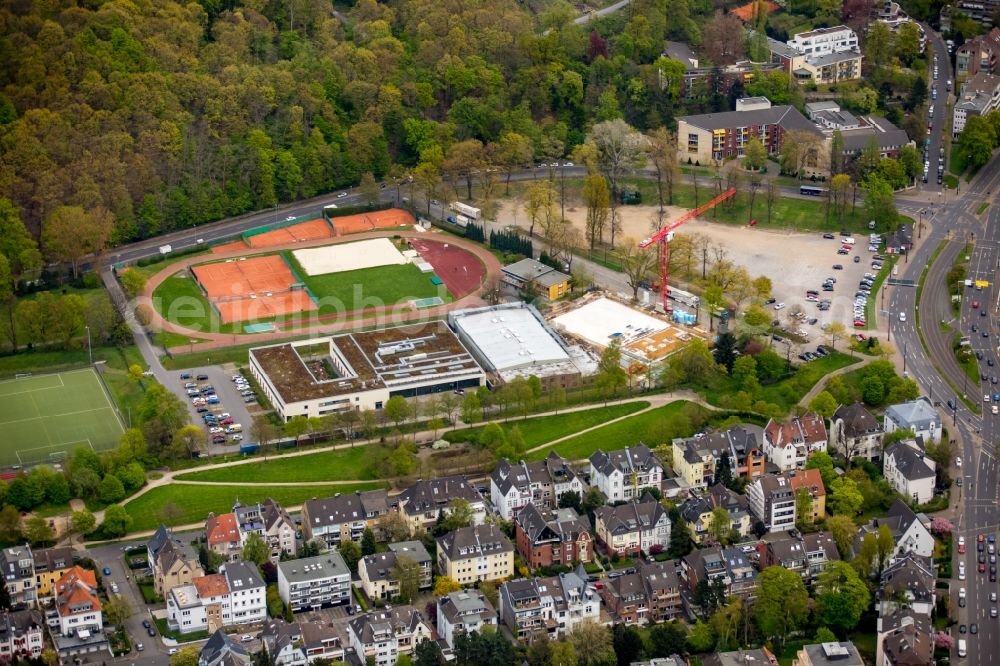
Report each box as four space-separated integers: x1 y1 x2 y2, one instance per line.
593 497 668 536
833 402 883 437
880 553 936 604
221 561 265 591
677 105 821 135
303 490 388 529
396 476 481 516
199 629 250 666
437 524 513 562
885 442 936 482
360 541 431 582
590 445 662 477
515 504 591 545
491 453 578 495
348 606 425 645
147 525 171 559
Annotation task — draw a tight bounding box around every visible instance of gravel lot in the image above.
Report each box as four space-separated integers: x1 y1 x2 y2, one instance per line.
683 220 885 338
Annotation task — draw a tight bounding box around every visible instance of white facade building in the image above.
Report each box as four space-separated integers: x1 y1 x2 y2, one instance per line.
277 554 351 613
787 26 859 55
589 445 664 503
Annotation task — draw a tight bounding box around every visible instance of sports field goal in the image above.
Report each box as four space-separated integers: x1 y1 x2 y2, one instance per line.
15 441 91 468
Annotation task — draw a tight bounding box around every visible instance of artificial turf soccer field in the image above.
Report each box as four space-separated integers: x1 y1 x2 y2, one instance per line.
0 368 124 467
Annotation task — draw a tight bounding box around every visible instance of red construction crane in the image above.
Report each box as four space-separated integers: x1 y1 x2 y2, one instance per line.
639 187 737 312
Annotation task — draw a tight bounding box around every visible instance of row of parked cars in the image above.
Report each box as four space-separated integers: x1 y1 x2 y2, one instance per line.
179 373 244 446
797 344 832 362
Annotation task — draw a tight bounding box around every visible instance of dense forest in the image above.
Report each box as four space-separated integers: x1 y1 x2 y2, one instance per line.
0 0 716 246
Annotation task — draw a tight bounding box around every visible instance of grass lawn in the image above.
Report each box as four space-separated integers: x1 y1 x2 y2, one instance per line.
703 352 859 412
176 446 381 483
122 481 385 533
950 142 968 177
528 401 702 460
151 273 236 335
154 330 207 349
153 617 210 643
444 402 649 447
978 202 990 215
284 250 452 312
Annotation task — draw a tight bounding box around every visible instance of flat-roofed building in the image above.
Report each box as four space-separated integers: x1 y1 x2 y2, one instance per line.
277 554 351 613
501 259 571 300
249 322 484 422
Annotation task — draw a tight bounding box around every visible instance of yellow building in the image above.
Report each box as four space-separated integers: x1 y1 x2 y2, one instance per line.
436 525 514 586
671 438 715 490
788 469 826 523
33 547 74 597
501 259 570 300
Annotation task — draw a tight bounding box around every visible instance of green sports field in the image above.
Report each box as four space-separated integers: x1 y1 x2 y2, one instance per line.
0 368 125 467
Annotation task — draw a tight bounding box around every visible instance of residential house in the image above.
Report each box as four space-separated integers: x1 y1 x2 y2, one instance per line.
787 25 859 54
501 259 571 300
299 621 345 664
301 490 389 549
205 513 242 563
664 41 699 69
589 445 665 503
876 613 934 666
883 397 943 443
857 500 934 559
277 553 351 613
32 547 73 598
437 524 514 585
679 485 753 544
0 609 42 660
883 440 937 505
631 658 687 666
148 525 204 597
0 547 35 607
347 607 432 666
787 469 826 524
358 541 433 601
956 28 1000 78
601 560 683 625
199 629 252 666
436 590 497 649
514 504 593 568
698 425 767 479
954 72 1000 135
490 453 584 520
498 571 600 640
676 100 822 164
51 566 108 658
234 498 299 559
746 474 796 532
830 403 885 462
593 496 671 557
703 647 778 666
166 562 267 634
760 531 839 580
763 414 828 472
681 547 758 602
393 476 486 534
791 642 864 666
879 553 936 617
671 437 715 490
260 619 306 666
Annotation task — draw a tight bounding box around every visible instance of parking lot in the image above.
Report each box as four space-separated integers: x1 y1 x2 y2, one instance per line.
170 364 259 455
685 220 886 340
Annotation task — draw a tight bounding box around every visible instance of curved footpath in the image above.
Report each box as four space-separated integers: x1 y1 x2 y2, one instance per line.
139 229 503 353
90 391 715 538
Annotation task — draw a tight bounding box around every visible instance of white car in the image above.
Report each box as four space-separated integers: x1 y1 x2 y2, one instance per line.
992 405 997 415
898 312 906 322
336 192 348 198
959 562 966 580
774 302 786 310
991 591 996 602
957 457 963 467
209 427 224 434
231 434 244 442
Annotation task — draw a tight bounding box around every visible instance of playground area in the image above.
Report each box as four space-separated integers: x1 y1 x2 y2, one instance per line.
330 208 415 235
191 255 316 324
0 368 124 467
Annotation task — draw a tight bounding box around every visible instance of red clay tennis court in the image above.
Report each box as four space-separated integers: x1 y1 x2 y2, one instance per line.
192 255 316 323
408 239 484 297
247 218 333 248
332 209 416 235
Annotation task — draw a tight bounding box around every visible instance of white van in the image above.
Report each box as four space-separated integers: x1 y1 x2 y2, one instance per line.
958 639 967 657
844 237 856 245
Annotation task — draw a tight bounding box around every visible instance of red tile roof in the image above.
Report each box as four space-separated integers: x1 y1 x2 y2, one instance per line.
193 573 229 599
206 512 241 546
788 468 826 498
55 567 100 617
731 0 779 22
